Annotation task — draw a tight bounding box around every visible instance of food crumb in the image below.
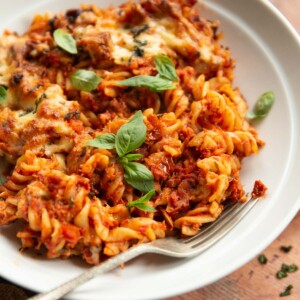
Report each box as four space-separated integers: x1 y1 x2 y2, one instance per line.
251 180 267 199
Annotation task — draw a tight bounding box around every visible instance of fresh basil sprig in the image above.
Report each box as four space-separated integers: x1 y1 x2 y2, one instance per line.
117 54 178 92
70 70 101 92
115 111 147 157
154 54 178 82
127 189 156 212
0 86 7 104
87 111 155 196
53 29 78 55
86 133 116 149
247 91 275 120
117 75 175 93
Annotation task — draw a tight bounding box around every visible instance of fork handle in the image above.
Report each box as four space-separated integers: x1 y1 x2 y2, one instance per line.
29 244 150 300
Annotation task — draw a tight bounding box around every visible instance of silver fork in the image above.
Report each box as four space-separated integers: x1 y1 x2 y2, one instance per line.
30 198 257 300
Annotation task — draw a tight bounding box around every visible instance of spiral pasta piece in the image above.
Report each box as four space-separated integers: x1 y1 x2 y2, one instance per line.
164 86 189 117
189 129 259 157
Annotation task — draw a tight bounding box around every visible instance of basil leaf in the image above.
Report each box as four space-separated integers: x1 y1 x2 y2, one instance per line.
115 111 146 157
127 189 156 212
131 24 150 38
117 75 175 92
119 153 143 165
70 70 101 92
53 29 78 55
124 153 143 161
155 54 178 82
247 91 275 120
123 162 154 193
131 203 156 212
87 133 116 149
0 86 7 104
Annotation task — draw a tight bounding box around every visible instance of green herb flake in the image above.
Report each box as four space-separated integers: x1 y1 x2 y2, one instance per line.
33 93 47 114
0 86 7 104
134 40 148 46
87 133 116 150
115 111 146 157
281 263 298 273
130 24 149 38
280 245 292 253
53 29 78 55
117 75 175 92
70 70 101 92
280 285 293 297
258 254 268 265
276 270 288 279
154 54 178 82
247 91 275 120
127 189 156 212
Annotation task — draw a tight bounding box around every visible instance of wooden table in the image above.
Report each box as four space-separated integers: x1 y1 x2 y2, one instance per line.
0 1 299 299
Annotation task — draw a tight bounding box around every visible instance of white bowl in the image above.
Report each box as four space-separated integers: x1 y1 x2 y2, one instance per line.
0 0 299 299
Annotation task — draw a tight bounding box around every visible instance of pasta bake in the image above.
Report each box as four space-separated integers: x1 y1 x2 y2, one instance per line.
0 0 265 265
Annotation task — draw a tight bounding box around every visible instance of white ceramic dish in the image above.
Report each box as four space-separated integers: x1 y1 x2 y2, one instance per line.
0 0 299 299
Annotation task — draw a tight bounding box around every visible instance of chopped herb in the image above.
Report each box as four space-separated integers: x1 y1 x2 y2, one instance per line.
0 86 7 104
133 46 144 57
258 254 268 265
12 73 23 84
53 29 78 55
280 245 292 253
64 111 80 120
70 70 101 92
19 109 34 117
280 285 293 297
276 263 298 279
281 263 298 273
65 9 81 24
130 24 149 37
134 40 148 46
276 270 288 279
33 93 47 114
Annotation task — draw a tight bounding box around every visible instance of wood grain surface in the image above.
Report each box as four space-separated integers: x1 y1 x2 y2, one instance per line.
0 1 299 300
